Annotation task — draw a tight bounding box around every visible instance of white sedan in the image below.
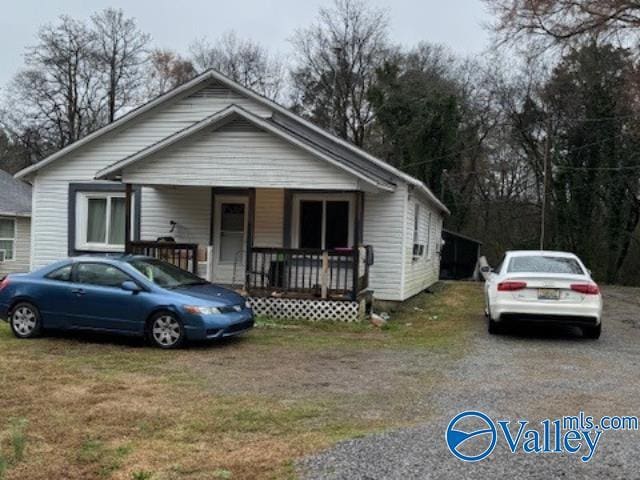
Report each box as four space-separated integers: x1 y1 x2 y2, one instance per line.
484 250 602 338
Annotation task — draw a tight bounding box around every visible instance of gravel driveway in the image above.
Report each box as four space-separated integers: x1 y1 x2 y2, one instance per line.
299 286 640 479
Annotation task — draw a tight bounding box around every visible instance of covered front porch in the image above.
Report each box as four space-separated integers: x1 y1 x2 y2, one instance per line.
93 105 399 319
121 185 374 319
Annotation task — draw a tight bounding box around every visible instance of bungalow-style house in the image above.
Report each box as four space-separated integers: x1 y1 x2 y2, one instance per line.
15 69 448 321
0 169 32 277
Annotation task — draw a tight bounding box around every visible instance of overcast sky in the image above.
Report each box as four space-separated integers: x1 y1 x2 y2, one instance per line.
0 0 492 90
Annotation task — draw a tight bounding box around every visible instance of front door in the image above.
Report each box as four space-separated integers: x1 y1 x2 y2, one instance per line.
213 195 249 285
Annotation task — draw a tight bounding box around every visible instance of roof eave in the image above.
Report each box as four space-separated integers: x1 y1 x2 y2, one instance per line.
95 104 394 193
204 70 447 210
95 105 239 180
15 71 220 180
0 212 31 218
16 67 446 213
415 183 450 215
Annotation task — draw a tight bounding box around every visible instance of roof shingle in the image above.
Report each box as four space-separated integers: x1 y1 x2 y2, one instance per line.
0 169 32 217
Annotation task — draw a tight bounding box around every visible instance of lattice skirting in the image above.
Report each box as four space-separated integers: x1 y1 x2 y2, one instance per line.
248 296 368 322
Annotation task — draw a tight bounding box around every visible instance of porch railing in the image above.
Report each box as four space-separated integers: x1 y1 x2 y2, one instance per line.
128 241 198 274
247 246 372 300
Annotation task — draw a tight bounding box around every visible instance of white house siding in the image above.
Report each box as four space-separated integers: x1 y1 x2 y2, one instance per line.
139 186 210 245
254 189 284 247
122 121 363 190
28 81 271 269
0 217 31 276
30 174 70 268
139 187 284 248
402 192 444 300
362 184 407 301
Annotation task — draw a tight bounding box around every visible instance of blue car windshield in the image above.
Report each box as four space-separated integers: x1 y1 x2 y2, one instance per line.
128 258 208 288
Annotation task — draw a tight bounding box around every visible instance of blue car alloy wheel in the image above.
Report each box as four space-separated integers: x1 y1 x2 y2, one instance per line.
9 302 42 339
148 311 185 349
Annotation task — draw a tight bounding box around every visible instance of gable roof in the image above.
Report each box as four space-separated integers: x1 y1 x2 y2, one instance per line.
0 169 31 217
95 104 395 192
15 69 449 213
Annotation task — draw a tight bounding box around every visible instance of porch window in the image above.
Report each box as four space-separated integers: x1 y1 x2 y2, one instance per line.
295 196 353 250
77 192 127 251
0 217 16 261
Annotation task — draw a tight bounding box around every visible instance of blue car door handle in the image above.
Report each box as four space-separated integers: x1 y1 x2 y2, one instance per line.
71 288 86 296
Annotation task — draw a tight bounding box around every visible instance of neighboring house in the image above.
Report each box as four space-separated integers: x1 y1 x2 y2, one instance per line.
0 169 32 276
15 69 449 321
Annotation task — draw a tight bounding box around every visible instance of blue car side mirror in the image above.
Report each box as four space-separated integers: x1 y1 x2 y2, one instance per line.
121 281 142 293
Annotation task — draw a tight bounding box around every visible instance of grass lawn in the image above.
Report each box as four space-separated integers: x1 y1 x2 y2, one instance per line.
0 282 482 480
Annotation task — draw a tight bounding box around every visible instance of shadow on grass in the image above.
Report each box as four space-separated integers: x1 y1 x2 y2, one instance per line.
35 328 251 350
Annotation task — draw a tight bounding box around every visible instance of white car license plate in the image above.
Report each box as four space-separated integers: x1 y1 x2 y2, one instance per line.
538 289 560 300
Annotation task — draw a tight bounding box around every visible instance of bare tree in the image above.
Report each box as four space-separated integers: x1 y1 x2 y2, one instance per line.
91 8 151 122
485 0 640 50
2 16 103 156
145 49 196 97
290 0 390 147
0 128 30 174
190 32 284 101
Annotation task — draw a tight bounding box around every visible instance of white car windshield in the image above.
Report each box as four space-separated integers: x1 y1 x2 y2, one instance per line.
507 256 584 275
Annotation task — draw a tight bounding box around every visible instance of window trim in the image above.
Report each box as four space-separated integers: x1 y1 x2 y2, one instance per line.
426 212 433 259
291 193 355 250
412 203 424 261
0 217 16 262
68 183 141 256
76 192 130 252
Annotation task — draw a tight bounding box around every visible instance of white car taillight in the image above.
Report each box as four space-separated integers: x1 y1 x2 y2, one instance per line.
497 281 527 291
570 283 600 295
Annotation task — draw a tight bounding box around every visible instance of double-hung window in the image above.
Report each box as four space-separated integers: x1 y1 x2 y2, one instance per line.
412 203 424 260
426 212 432 259
0 217 16 261
76 192 127 251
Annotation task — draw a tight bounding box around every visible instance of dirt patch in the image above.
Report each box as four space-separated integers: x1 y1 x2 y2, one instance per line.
0 282 483 480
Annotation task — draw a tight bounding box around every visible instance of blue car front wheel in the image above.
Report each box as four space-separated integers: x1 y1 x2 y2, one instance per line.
148 312 185 349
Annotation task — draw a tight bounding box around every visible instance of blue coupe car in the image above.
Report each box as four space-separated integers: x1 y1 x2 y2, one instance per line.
0 256 254 348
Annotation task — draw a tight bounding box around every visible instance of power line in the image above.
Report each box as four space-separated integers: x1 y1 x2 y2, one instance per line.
554 164 640 171
395 124 639 172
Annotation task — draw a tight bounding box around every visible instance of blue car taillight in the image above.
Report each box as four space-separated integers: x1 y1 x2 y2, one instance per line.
0 276 9 291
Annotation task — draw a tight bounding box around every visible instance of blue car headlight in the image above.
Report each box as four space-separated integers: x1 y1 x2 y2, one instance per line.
184 305 222 315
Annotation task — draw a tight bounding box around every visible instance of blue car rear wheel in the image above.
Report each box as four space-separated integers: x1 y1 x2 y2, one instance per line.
10 302 42 339
148 312 185 349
